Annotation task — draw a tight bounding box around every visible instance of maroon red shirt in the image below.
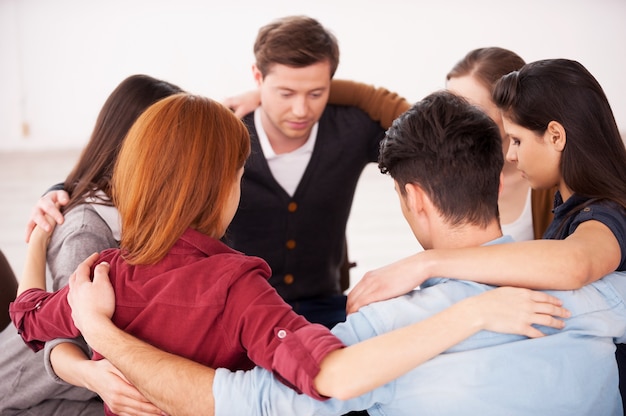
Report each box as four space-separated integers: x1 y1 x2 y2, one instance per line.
10 228 344 408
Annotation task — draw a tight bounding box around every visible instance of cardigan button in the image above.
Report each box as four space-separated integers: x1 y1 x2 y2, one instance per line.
286 240 296 249
284 274 294 285
287 202 298 212
277 329 287 339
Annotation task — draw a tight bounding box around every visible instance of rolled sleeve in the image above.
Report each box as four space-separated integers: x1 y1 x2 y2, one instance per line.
8 286 78 352
44 337 93 383
9 289 48 352
271 324 345 400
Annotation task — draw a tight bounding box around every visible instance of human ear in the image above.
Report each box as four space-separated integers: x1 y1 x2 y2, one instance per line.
252 64 263 87
546 121 567 152
404 183 426 214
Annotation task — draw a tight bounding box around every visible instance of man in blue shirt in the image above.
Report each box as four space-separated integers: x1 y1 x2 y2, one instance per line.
68 91 626 415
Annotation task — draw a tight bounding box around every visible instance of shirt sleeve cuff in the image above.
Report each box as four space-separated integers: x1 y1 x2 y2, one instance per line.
43 337 93 383
271 324 345 400
9 288 47 352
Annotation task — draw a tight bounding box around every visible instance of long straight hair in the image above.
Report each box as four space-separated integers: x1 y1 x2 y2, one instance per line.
62 75 183 214
493 59 626 209
113 94 251 265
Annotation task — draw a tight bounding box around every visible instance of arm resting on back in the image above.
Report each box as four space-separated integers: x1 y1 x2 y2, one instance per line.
328 79 411 128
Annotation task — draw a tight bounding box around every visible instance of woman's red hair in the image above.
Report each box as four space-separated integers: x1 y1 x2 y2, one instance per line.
113 93 250 264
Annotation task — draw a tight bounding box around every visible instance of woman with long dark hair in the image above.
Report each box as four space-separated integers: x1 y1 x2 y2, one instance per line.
0 74 182 415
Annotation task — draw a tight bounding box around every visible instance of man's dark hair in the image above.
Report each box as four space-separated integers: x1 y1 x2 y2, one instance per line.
379 90 503 227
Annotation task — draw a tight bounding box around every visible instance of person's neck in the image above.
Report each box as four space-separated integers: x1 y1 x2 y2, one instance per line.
430 221 503 250
558 184 573 202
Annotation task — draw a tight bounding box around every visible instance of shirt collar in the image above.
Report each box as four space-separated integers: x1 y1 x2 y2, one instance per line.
175 228 240 257
552 191 589 219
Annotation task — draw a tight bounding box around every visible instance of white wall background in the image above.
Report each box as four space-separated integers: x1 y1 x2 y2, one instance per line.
1 0 625 151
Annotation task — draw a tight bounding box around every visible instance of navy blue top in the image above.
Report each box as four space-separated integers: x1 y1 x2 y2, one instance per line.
543 192 626 271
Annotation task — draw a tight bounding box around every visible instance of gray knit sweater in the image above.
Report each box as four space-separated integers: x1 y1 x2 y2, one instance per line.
0 204 118 415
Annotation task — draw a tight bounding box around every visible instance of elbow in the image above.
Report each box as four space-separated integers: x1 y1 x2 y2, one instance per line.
333 391 359 402
319 384 361 401
314 373 365 401
563 250 599 290
566 275 587 290
312 347 376 401
335 387 367 401
560 265 590 290
328 382 364 401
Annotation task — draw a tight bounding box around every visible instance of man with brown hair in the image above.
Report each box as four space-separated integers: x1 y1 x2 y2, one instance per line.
224 15 403 328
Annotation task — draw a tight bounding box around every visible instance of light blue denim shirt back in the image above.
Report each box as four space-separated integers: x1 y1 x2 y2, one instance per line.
214 236 626 416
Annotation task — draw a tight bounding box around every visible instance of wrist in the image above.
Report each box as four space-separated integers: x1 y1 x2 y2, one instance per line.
454 296 486 332
80 315 116 352
49 342 94 388
74 359 98 390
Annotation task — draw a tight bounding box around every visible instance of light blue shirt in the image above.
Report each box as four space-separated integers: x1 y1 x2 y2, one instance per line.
214 236 626 416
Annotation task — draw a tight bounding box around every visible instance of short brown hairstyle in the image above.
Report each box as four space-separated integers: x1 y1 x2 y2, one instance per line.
254 15 340 78
113 94 251 264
